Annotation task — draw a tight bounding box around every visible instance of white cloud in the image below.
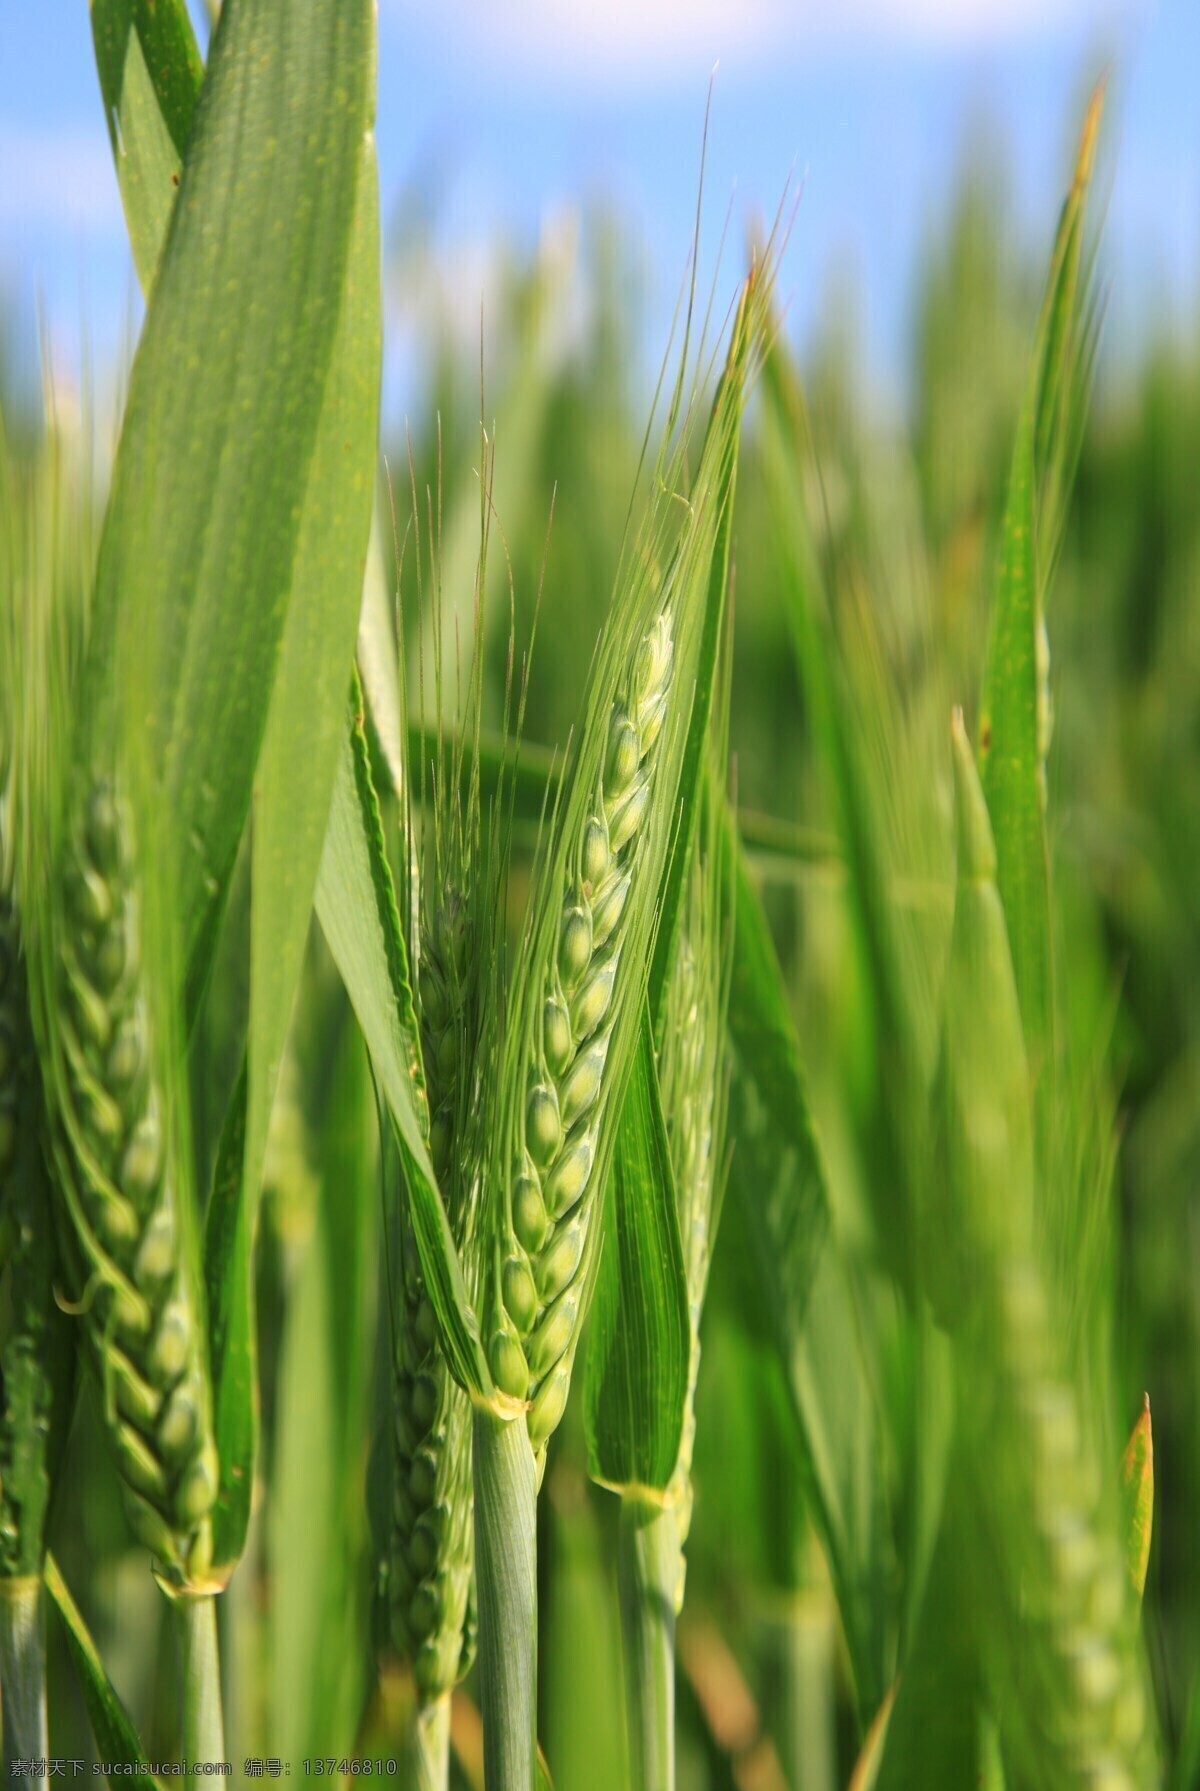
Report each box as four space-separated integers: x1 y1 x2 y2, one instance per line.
396 0 1118 85
838 0 1095 42
0 127 123 239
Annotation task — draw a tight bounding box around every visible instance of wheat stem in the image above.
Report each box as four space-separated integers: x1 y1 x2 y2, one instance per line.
0 1578 48 1767
472 1404 537 1791
175 1594 224 1767
409 1692 452 1791
618 1496 679 1791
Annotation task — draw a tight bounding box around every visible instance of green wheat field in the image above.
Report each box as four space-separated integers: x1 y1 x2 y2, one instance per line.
0 8 1197 1791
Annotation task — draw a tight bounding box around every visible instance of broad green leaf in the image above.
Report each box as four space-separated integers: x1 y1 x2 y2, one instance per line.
210 126 382 1575
88 0 377 987
243 108 381 1296
585 1012 690 1494
44 1555 156 1790
314 705 492 1401
1121 1394 1154 1603
90 0 203 293
977 88 1104 1072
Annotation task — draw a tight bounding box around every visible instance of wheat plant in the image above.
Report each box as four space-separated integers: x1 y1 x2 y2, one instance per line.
3 11 1191 1787
461 253 778 1790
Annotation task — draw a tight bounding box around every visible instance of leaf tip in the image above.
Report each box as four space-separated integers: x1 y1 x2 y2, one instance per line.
1076 79 1106 191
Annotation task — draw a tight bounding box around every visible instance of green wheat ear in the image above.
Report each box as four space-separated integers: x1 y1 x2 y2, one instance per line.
486 607 676 1455
35 776 219 1589
477 252 779 1477
1 380 218 1594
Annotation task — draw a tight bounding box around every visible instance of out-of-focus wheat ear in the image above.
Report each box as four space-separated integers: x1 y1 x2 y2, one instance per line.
943 715 1154 1789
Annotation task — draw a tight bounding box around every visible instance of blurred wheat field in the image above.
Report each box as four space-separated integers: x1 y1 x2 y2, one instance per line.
0 9 1197 1791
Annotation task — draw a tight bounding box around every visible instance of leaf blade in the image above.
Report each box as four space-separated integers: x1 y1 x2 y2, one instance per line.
208 127 383 1574
585 1010 690 1494
977 87 1105 1071
314 705 492 1401
44 1555 157 1791
89 0 203 293
89 0 378 978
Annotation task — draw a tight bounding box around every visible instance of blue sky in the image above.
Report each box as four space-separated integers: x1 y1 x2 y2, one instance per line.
0 1 1196 423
